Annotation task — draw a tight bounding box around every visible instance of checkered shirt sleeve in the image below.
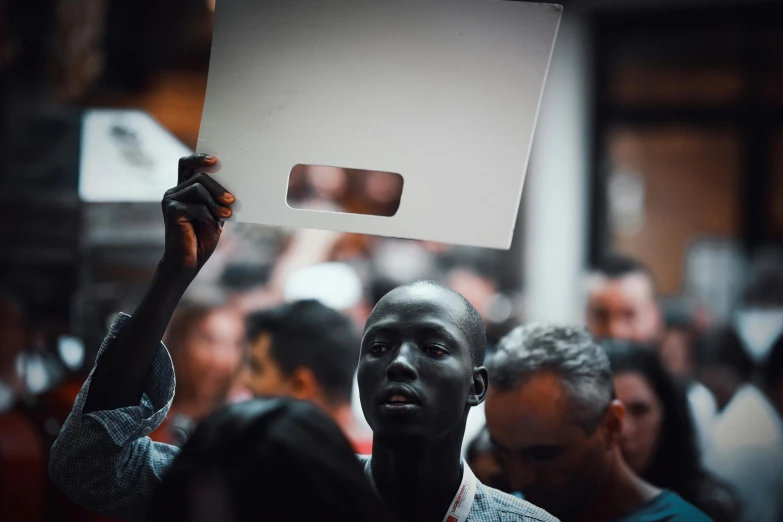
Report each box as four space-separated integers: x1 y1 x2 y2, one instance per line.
49 313 180 522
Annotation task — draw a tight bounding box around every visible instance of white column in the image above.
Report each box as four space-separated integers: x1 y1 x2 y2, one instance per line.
522 12 591 324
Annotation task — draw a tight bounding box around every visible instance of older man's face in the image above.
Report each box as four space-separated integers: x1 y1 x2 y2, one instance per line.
485 372 610 520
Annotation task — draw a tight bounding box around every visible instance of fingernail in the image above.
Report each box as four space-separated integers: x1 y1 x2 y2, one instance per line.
223 193 235 202
204 155 217 164
220 207 232 217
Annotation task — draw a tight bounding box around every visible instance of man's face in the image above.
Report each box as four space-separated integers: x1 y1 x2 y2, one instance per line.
358 285 482 443
243 333 295 398
586 273 661 343
178 310 245 402
485 373 610 520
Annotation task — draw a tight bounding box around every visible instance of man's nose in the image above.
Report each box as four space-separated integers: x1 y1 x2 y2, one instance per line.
386 343 418 381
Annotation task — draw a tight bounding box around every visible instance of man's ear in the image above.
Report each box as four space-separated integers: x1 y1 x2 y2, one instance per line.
289 367 321 403
468 366 489 407
603 399 624 449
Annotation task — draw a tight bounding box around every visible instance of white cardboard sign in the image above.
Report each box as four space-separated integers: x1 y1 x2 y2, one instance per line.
198 0 562 249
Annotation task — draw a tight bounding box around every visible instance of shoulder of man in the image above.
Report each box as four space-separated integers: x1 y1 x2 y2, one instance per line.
622 490 712 522
473 482 559 522
664 492 712 521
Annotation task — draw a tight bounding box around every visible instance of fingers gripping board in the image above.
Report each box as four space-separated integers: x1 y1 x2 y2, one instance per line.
198 0 562 249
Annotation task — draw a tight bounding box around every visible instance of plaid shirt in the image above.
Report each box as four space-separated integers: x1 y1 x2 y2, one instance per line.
358 456 557 522
49 314 558 522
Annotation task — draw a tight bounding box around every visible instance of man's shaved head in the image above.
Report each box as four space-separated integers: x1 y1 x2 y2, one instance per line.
367 280 487 366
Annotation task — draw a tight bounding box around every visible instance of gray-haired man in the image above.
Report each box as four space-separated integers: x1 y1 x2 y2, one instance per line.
484 325 711 522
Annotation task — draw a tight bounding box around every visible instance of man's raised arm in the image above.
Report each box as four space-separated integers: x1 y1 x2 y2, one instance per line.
49 154 235 521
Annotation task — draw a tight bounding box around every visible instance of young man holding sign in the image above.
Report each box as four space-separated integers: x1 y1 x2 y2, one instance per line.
50 155 556 522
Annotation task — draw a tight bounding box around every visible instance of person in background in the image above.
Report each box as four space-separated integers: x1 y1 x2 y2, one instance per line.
695 327 783 522
240 299 372 454
274 261 375 445
585 256 662 343
150 303 245 447
658 309 698 380
603 340 739 522
585 255 717 462
485 324 712 522
147 398 398 522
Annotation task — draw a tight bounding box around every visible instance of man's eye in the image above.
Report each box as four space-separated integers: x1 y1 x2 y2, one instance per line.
424 345 447 356
629 404 650 416
370 344 388 356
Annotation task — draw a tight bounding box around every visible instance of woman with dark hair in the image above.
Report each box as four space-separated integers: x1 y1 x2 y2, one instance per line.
147 397 396 522
603 341 740 522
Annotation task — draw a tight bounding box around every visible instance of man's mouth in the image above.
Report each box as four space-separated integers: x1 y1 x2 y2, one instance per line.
378 387 421 413
387 394 413 404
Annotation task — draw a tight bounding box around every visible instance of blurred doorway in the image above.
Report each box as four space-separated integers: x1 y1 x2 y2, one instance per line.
590 4 783 300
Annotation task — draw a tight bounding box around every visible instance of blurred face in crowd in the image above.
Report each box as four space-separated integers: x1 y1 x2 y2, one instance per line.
485 372 618 520
178 310 245 403
358 284 484 443
613 372 662 476
242 332 338 411
658 327 694 378
244 333 298 398
365 170 404 205
308 165 347 201
586 273 662 343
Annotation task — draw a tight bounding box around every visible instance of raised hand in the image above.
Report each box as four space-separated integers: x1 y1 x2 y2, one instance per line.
161 154 235 277
83 154 235 415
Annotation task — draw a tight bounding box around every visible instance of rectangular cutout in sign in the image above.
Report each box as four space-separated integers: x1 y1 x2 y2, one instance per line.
198 0 562 249
287 164 403 217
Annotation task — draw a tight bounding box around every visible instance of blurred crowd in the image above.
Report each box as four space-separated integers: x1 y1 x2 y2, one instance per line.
2 0 782 520
2 197 783 520
0 160 523 521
